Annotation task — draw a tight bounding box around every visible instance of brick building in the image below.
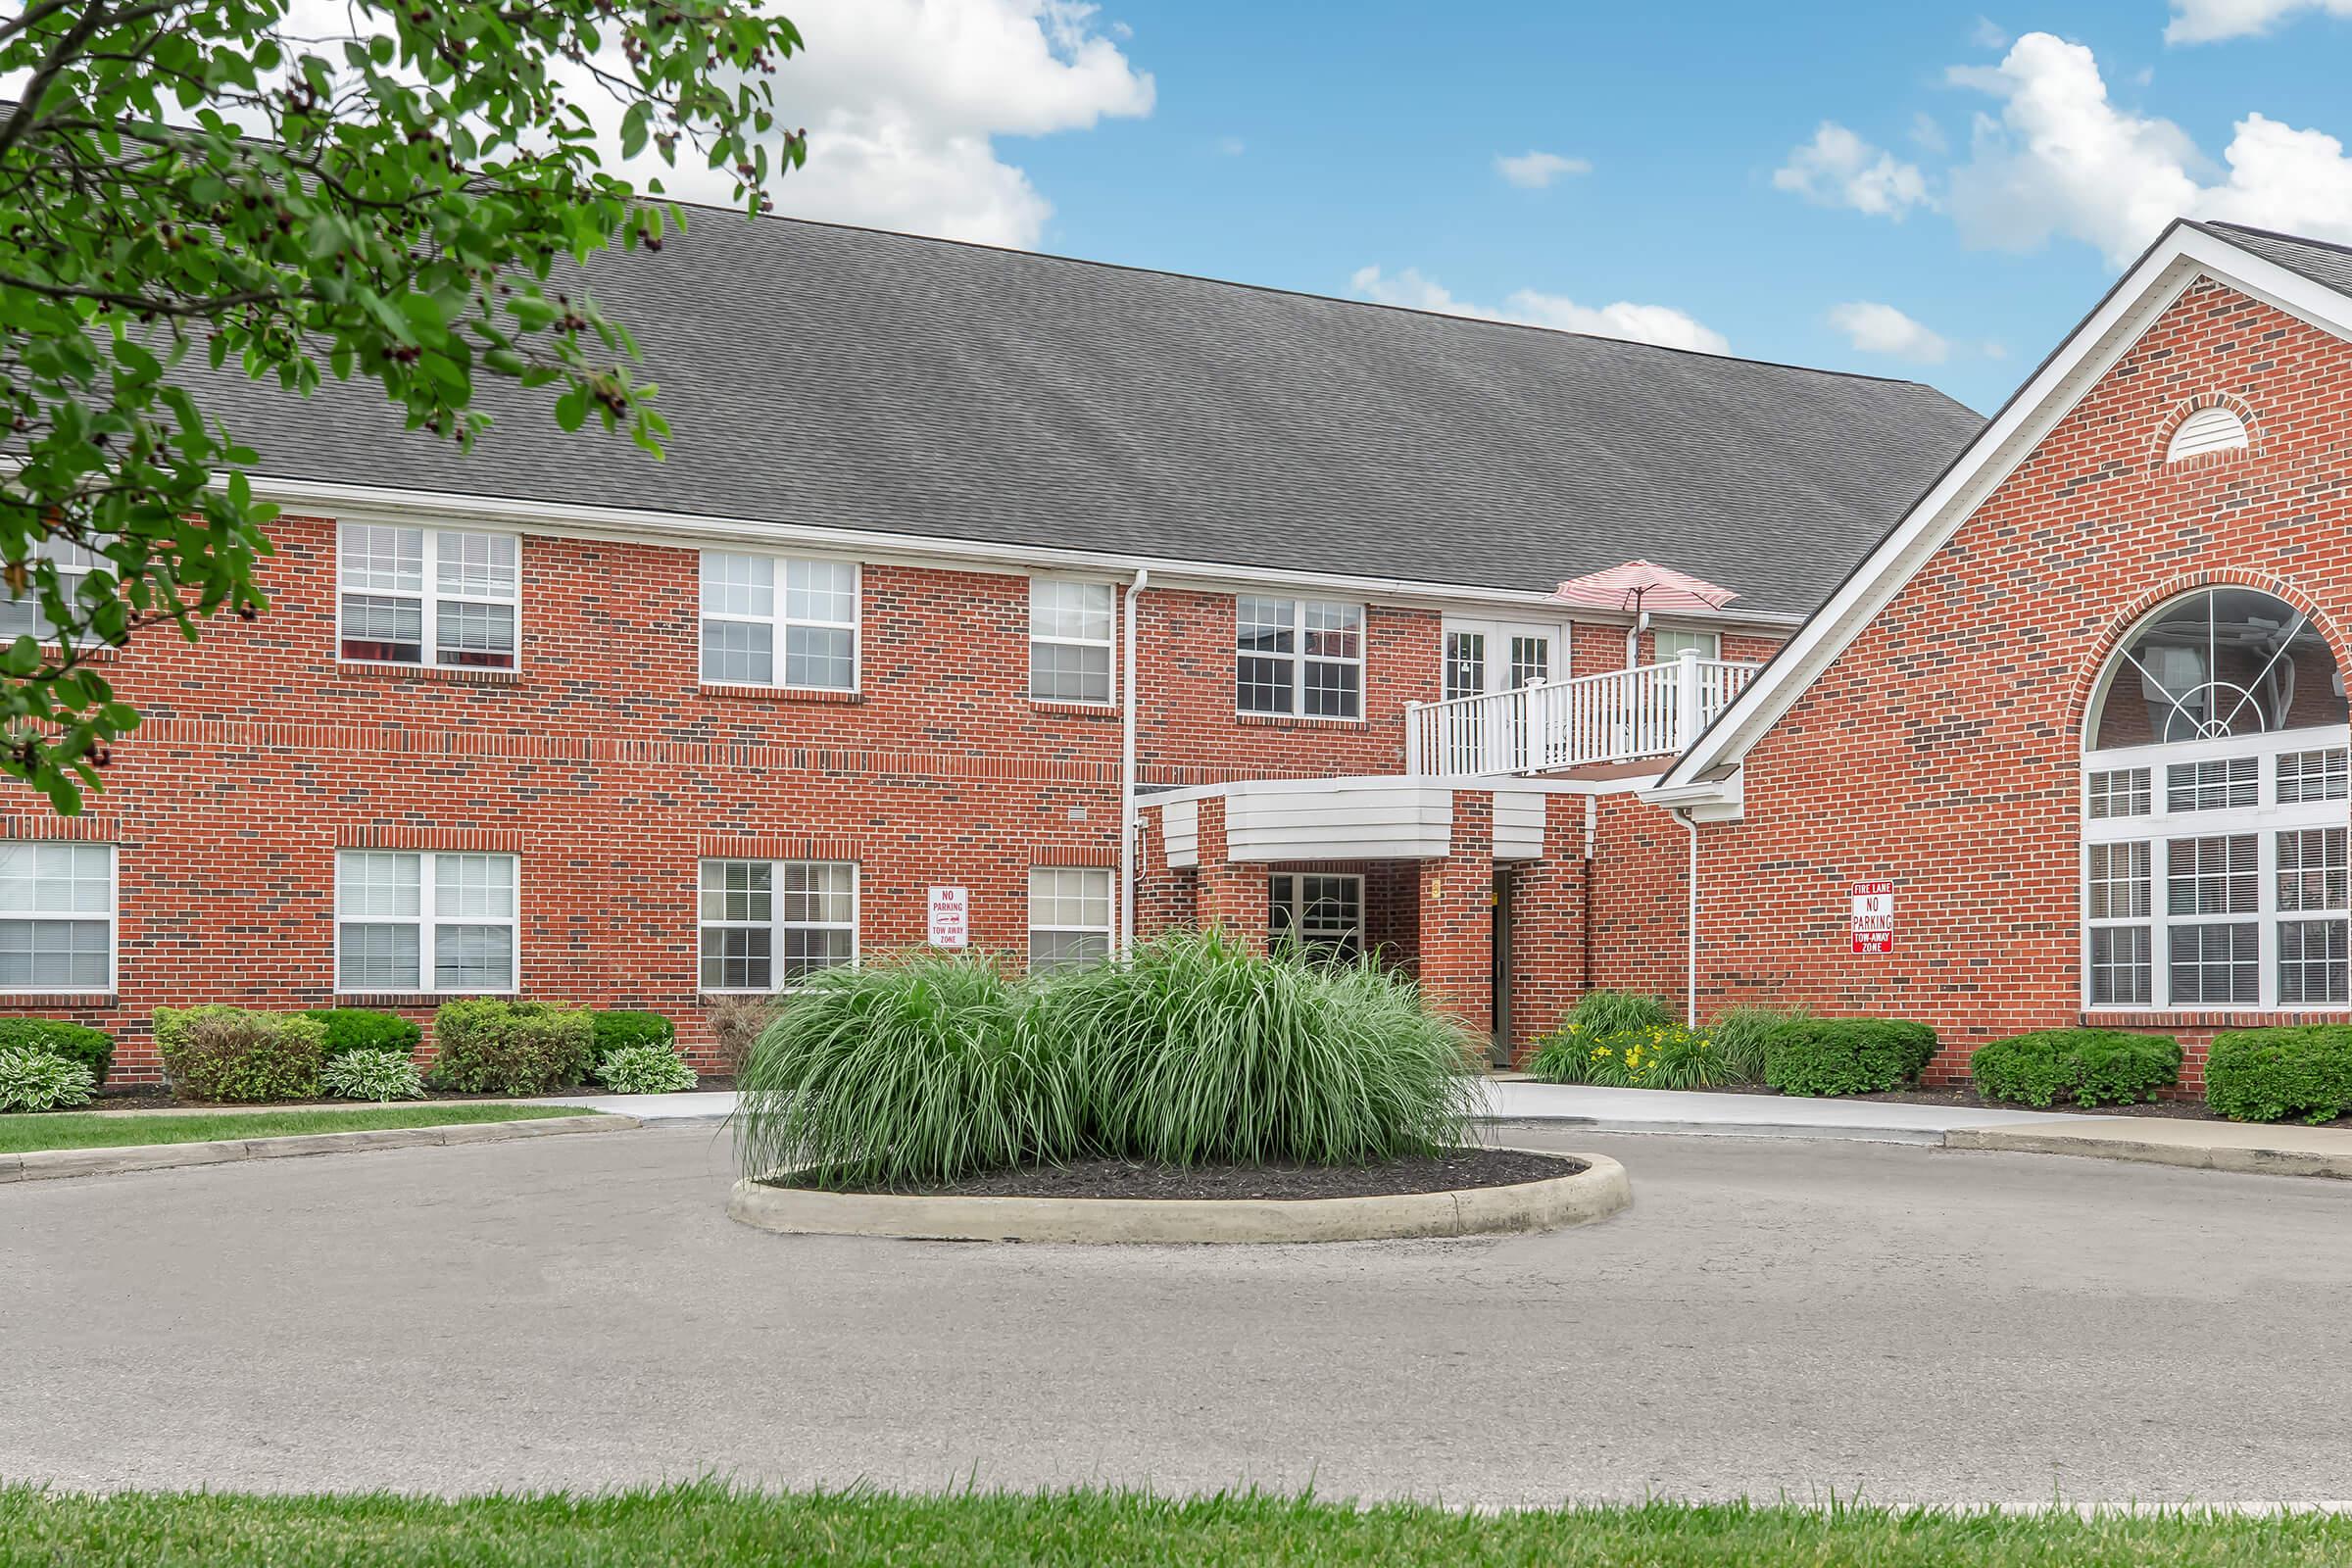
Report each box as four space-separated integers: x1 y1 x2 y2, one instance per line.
31 215 2347 1091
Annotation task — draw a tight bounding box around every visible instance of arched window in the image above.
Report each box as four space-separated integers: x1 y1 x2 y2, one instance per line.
2165 406 2249 465
2082 588 2349 1010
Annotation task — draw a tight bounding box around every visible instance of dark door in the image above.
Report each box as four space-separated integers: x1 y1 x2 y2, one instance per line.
1489 866 1514 1067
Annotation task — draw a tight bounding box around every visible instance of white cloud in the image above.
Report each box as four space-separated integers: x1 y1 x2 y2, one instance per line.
1909 111 1949 154
1826 302 1951 364
1771 122 1934 218
1946 30 2352 265
1494 150 1592 189
679 0 1154 248
2167 0 2352 43
1973 16 2011 48
1348 266 1730 354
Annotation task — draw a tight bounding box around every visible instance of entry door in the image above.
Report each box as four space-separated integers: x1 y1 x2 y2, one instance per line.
1442 620 1563 772
1490 865 1515 1066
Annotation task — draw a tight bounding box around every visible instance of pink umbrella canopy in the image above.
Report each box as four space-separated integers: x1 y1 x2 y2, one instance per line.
1550 560 1739 614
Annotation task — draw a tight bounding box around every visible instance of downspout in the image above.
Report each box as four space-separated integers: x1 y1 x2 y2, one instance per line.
1118 566 1152 954
1580 793 1595 996
1672 806 1699 1027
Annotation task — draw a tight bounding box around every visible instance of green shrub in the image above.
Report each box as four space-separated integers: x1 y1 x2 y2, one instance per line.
590 1011 675 1076
1705 1005 1805 1085
1971 1029 2180 1108
2205 1026 2352 1124
1527 991 1750 1090
0 1044 95 1111
318 1048 426 1102
426 1001 595 1096
298 1007 421 1061
1050 930 1479 1168
704 995 773 1075
736 952 1078 1190
596 1042 699 1096
1762 1017 1936 1098
0 1017 115 1088
153 1006 326 1102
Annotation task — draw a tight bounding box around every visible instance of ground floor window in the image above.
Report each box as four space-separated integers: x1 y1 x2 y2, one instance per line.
1028 867 1112 972
336 851 517 994
0 841 114 993
1269 872 1363 958
699 859 857 991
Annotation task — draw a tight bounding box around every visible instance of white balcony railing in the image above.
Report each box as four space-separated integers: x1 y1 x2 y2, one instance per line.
1404 651 1759 779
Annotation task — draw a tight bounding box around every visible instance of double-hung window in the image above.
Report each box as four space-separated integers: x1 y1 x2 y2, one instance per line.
0 842 115 992
699 859 857 991
699 552 858 690
1236 597 1363 718
0 538 98 647
1029 579 1115 704
1269 872 1363 958
1028 867 1111 971
336 851 517 994
338 523 519 669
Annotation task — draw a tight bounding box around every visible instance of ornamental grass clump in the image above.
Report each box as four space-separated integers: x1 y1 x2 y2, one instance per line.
734 953 1082 1191
1050 930 1480 1168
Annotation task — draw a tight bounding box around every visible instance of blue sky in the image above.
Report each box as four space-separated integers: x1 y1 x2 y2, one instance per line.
761 2 2352 414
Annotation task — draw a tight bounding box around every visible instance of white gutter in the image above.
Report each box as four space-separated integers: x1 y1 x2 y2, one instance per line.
247 475 1807 629
1118 566 1151 954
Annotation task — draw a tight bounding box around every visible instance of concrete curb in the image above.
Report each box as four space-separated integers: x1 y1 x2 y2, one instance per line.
0 1110 634 1185
1946 1124 2352 1180
726 1151 1630 1244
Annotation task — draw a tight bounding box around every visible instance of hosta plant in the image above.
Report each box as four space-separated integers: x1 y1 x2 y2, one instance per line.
319 1049 425 1103
596 1044 699 1096
0 1045 96 1111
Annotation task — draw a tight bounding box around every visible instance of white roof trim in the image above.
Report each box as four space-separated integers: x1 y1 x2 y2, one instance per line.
1654 222 2352 804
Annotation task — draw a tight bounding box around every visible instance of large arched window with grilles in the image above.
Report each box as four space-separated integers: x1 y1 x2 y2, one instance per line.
2082 588 2349 1010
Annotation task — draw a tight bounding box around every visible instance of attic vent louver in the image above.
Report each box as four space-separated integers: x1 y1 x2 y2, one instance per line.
2166 406 2249 464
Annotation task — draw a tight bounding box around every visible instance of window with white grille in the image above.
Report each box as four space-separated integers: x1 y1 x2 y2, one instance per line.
0 842 114 992
336 851 516 994
1237 597 1363 718
1029 580 1115 704
699 859 857 991
339 524 519 669
0 538 98 647
1028 867 1111 972
1269 872 1363 957
699 552 858 691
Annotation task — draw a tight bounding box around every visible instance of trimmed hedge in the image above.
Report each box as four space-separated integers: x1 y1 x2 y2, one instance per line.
1971 1029 2180 1108
427 1001 595 1096
153 1006 326 1102
592 1010 675 1062
1762 1017 1936 1098
298 1007 421 1060
2205 1026 2352 1125
0 1017 115 1089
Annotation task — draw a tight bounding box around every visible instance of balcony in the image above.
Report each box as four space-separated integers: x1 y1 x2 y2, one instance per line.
1405 652 1760 779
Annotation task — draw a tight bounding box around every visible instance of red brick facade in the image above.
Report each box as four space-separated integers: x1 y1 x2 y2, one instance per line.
1688 274 2352 1086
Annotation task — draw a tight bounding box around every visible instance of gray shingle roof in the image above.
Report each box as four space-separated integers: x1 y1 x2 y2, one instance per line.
2194 220 2352 300
197 215 1984 616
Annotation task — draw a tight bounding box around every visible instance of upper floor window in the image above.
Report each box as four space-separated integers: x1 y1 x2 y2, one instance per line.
1653 627 1720 662
1029 579 1115 704
2082 587 2350 1012
335 850 516 995
700 552 858 691
339 523 518 670
0 538 98 647
1237 597 1362 718
0 842 114 993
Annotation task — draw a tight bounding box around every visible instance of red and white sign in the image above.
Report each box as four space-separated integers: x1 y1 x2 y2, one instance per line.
1849 880 1894 954
926 886 969 949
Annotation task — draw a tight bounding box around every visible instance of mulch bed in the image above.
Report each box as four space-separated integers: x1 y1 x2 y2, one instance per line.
843 1148 1584 1201
1695 1080 2351 1129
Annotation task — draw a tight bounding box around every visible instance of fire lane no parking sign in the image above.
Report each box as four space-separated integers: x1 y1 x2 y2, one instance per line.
1850 880 1893 955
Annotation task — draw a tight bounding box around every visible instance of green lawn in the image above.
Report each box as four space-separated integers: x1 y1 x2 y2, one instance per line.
0 1102 596 1154
1 1487 2347 1567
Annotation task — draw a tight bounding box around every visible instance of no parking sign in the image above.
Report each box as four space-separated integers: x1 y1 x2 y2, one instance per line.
1849 881 1893 955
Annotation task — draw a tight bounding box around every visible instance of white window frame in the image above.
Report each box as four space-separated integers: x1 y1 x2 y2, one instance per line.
1652 626 1721 662
698 551 861 693
1237 596 1365 719
333 850 519 997
2082 724 2352 1012
1440 618 1563 701
1027 866 1113 972
1269 871 1365 957
0 538 99 649
0 841 117 995
696 858 860 994
336 522 522 671
1027 576 1118 706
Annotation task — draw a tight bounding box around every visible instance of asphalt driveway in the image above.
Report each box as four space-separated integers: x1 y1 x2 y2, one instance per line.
4 1122 2348 1508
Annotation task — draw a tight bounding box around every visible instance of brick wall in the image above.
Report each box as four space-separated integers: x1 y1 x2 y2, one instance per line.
1691 274 2352 1086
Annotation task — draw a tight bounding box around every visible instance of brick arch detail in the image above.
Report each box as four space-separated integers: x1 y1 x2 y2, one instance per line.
2066 568 2347 750
2146 389 2260 472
